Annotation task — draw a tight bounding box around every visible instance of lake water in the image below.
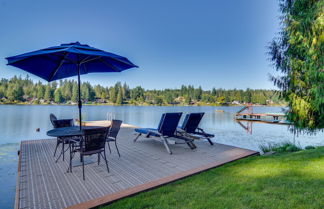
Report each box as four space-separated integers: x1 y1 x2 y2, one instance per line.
0 105 323 209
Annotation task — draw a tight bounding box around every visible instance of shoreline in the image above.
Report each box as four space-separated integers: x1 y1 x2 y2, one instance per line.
0 103 287 107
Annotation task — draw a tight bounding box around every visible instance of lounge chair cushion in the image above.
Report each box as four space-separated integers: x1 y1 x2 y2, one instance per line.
135 128 161 137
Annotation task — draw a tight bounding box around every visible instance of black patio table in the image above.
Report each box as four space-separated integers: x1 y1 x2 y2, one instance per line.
47 126 107 162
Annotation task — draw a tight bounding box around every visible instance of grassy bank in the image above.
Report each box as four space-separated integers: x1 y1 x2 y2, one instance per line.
101 147 324 209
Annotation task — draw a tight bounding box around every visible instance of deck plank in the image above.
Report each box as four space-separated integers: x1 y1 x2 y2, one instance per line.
16 127 258 209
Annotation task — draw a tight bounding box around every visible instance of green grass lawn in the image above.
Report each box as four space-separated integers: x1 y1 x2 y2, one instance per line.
101 147 324 209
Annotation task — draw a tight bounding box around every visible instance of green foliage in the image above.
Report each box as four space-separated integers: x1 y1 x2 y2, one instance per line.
259 141 302 153
109 87 117 103
81 82 95 101
7 82 24 101
36 83 45 99
116 89 123 105
286 144 301 152
269 0 324 132
305 145 316 150
44 84 53 101
54 88 63 103
71 83 79 102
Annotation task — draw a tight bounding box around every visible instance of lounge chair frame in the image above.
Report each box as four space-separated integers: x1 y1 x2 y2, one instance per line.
176 112 214 145
134 113 196 154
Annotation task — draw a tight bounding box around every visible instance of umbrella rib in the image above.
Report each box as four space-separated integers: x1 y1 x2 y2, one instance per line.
49 52 70 81
99 58 122 72
73 45 136 67
80 56 102 65
107 56 138 67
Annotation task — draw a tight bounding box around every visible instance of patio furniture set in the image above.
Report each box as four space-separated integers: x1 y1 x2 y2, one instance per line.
47 112 214 180
47 114 122 180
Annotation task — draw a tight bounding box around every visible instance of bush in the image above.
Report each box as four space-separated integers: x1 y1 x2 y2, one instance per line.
259 141 302 153
305 146 316 150
286 145 301 152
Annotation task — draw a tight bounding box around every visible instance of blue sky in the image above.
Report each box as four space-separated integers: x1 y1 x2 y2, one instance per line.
0 0 280 90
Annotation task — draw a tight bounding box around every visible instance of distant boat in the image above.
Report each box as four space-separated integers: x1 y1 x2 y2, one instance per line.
215 110 225 113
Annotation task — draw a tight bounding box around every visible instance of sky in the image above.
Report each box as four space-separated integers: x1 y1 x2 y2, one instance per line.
0 0 280 90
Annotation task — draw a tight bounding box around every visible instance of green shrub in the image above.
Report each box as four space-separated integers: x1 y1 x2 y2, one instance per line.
286 145 301 152
305 146 316 150
259 141 302 154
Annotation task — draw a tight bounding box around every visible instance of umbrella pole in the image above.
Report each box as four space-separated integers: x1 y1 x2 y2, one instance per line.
77 64 82 130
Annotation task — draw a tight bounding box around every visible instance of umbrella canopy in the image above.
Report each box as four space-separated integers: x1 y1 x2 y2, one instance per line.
6 42 138 128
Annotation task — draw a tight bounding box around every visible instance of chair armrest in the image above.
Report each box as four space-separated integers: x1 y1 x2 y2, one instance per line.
69 138 80 144
197 128 204 133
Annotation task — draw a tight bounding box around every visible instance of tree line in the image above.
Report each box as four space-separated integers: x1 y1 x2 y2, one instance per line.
0 76 282 105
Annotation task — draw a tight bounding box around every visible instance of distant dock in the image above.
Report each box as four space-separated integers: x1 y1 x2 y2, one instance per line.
235 105 291 125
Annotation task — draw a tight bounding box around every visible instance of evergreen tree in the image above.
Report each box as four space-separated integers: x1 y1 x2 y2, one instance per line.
211 88 217 96
7 83 23 101
62 81 72 101
36 84 45 99
54 88 63 103
123 82 130 99
71 82 79 102
44 84 53 101
269 0 324 131
116 89 123 105
164 92 174 104
109 87 116 103
184 94 191 105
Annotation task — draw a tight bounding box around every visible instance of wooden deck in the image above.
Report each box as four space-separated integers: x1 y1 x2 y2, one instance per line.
16 126 258 209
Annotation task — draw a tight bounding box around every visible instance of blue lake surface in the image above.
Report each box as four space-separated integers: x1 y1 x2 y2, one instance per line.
0 105 323 209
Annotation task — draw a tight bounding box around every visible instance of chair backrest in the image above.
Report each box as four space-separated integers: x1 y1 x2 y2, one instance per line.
158 112 182 137
82 127 109 152
108 120 122 138
50 113 74 128
53 119 74 128
181 112 204 133
50 113 57 127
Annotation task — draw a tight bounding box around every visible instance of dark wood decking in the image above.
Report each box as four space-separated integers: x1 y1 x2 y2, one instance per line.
16 127 258 209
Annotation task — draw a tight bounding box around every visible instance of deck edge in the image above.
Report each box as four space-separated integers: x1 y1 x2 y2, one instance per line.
66 150 259 209
14 142 23 209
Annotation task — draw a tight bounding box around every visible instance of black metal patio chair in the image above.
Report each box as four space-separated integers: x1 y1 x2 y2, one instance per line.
50 113 75 161
69 127 110 180
106 120 122 157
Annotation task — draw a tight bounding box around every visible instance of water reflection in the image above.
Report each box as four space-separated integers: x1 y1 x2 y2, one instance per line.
0 143 19 209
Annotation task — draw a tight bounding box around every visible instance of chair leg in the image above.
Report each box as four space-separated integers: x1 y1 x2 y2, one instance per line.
188 141 197 149
186 142 196 149
54 139 60 157
98 153 100 165
69 144 73 173
207 138 214 145
161 136 172 155
107 142 112 153
114 141 121 157
62 142 65 161
133 133 142 142
102 151 109 173
82 154 85 180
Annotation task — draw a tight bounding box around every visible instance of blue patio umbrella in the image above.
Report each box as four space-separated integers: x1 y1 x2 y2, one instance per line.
6 42 138 129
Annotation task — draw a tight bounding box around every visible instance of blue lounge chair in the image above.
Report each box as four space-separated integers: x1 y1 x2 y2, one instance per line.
134 113 196 154
177 112 214 145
